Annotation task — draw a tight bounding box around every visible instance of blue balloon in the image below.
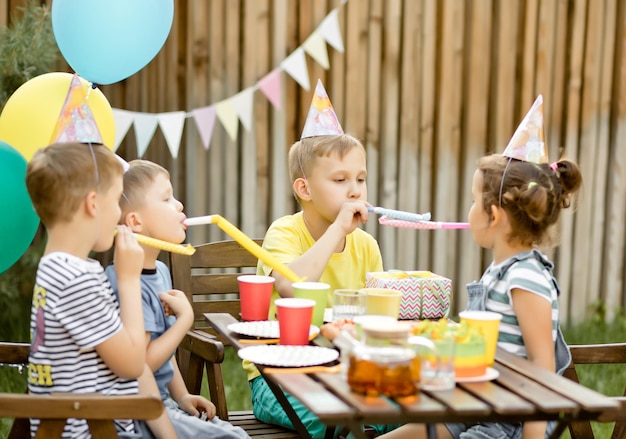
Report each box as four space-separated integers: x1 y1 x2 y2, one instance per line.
51 0 174 85
0 141 40 274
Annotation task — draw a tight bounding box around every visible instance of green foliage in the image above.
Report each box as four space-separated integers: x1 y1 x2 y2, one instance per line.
0 0 59 109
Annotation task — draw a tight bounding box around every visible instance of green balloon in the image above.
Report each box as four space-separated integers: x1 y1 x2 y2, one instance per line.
0 141 40 273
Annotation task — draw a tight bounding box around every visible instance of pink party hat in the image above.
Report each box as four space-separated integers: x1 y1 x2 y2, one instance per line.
300 79 344 139
502 95 548 164
50 74 103 144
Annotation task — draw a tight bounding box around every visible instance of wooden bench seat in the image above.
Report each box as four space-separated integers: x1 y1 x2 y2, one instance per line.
170 239 299 438
1 342 164 439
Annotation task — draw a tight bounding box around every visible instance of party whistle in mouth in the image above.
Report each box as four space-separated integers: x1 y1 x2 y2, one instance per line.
114 229 195 255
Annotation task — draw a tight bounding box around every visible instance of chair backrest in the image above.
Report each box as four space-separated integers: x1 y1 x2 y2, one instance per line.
170 239 263 337
564 343 626 439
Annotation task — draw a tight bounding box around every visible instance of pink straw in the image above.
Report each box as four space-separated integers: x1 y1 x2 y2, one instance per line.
378 216 469 230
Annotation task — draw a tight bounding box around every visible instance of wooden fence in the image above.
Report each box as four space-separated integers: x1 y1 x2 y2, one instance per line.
2 0 625 323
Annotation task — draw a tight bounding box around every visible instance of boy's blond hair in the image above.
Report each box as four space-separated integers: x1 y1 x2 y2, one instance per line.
120 159 170 218
288 134 366 202
26 142 123 227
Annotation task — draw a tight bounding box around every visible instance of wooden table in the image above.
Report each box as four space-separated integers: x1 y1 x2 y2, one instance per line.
205 313 619 439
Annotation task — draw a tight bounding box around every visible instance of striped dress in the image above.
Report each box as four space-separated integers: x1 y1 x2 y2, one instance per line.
480 251 560 357
28 252 138 438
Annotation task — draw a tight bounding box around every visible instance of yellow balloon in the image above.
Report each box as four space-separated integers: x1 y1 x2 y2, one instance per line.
0 72 115 161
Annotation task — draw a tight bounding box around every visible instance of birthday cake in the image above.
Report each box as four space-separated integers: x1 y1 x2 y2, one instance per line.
411 319 487 378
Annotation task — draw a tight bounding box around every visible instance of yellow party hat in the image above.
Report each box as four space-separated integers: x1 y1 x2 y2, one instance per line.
300 79 344 139
502 95 548 164
50 74 103 144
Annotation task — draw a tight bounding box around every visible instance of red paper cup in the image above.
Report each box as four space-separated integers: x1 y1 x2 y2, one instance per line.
275 298 315 345
238 275 275 321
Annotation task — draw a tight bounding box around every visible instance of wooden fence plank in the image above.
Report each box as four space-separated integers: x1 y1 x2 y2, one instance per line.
396 0 421 271
417 0 437 270
604 0 626 317
456 0 493 313
433 0 464 278
564 0 589 322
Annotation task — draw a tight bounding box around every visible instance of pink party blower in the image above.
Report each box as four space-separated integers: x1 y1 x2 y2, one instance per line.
238 275 275 321
275 298 315 345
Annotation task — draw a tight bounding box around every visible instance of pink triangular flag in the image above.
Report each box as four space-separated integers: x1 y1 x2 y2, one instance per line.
192 106 217 150
301 79 343 139
258 69 282 111
50 74 103 144
502 95 548 164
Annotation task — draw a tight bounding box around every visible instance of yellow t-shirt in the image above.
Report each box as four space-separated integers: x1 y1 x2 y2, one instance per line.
244 211 383 380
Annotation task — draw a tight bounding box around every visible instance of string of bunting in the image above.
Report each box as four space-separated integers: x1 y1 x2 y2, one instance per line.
113 1 348 159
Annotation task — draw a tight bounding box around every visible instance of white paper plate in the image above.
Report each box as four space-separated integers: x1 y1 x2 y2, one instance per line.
228 321 319 339
238 345 339 367
455 367 500 383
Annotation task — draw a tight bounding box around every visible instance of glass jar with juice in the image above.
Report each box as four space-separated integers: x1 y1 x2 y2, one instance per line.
347 322 418 397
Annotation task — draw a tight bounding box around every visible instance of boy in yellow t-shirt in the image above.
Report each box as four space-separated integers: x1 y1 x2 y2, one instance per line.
247 81 384 438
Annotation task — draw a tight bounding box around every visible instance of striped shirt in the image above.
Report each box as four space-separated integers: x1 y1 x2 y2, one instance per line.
28 252 138 438
481 251 560 357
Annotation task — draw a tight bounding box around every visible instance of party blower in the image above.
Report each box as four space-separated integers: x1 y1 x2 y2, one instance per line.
114 230 196 255
378 216 469 230
184 215 303 283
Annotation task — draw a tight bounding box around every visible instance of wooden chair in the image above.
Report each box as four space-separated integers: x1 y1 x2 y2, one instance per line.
170 239 299 438
0 342 164 439
564 343 626 439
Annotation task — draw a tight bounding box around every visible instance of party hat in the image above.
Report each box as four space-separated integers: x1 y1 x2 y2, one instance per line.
300 79 344 139
50 74 103 144
502 95 548 164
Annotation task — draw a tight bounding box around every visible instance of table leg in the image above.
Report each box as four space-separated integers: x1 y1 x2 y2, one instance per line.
262 373 314 439
426 424 438 439
548 421 568 439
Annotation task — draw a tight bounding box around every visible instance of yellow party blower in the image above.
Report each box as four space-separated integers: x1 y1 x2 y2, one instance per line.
114 229 196 256
184 215 303 283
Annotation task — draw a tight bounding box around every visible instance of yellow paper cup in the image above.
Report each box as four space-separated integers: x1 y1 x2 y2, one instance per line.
292 282 330 327
459 310 502 366
359 288 402 318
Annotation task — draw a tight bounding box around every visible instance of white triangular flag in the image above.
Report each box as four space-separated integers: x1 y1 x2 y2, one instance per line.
216 99 239 141
303 30 330 69
280 48 310 90
318 9 344 53
112 109 135 151
231 88 255 132
157 111 186 159
133 113 159 158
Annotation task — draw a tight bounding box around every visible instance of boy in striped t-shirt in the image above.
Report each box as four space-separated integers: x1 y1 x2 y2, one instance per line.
25 142 160 438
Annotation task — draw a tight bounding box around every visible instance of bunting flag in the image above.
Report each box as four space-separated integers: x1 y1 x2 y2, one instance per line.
192 105 217 150
303 30 330 69
157 111 186 159
280 48 310 91
258 69 282 110
216 100 239 141
112 109 135 151
112 2 347 158
232 88 255 132
133 113 159 157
